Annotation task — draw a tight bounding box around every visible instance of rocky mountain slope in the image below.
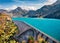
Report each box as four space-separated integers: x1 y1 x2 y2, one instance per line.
43 0 60 19
0 0 60 19
9 7 28 17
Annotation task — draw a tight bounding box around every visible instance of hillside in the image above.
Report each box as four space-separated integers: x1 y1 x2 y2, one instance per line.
0 13 19 43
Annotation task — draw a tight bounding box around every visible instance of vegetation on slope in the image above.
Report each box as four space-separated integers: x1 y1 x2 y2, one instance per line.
0 13 19 43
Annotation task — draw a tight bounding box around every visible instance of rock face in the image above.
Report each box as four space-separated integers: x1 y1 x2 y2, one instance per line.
35 0 60 19
43 0 60 19
36 5 52 17
24 10 37 17
53 0 60 5
9 7 28 17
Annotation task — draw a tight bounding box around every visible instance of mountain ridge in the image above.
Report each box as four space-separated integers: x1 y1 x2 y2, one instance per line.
0 0 60 19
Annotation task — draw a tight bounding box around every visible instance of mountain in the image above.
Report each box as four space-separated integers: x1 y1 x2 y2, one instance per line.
0 0 60 19
24 10 38 17
0 9 7 13
53 0 60 5
36 0 60 19
9 7 28 17
36 5 52 17
24 0 60 18
43 0 60 19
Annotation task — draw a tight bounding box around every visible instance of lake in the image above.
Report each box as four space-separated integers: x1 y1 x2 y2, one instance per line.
12 18 60 42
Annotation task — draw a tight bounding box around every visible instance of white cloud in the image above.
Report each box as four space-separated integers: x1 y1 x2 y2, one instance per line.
4 0 57 10
20 0 57 10
45 0 57 5
5 5 17 10
20 6 37 10
20 4 44 10
5 4 44 11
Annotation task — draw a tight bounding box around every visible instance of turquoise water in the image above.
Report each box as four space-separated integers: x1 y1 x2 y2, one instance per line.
12 18 60 41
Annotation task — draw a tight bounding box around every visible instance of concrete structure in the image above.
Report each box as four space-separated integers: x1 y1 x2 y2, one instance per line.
13 21 58 43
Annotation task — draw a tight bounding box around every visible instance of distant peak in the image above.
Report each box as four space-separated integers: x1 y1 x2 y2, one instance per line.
16 7 22 10
53 0 60 5
17 7 21 9
56 0 60 2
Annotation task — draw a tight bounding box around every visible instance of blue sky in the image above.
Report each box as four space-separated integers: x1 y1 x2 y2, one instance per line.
0 0 57 10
